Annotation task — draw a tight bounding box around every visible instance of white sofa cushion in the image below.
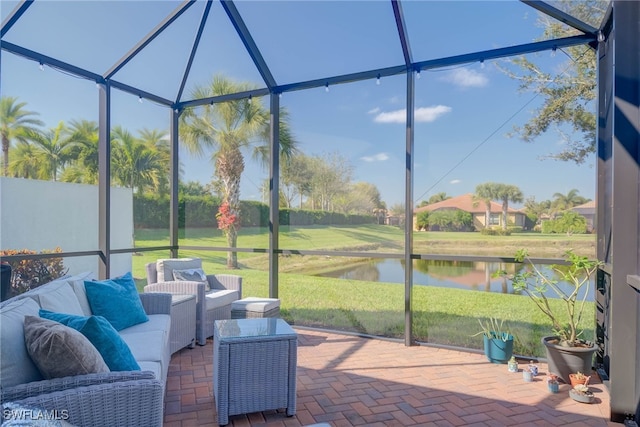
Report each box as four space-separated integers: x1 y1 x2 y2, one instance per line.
66 271 96 316
119 327 170 382
205 289 239 310
156 258 201 282
21 281 84 315
120 313 171 335
0 298 43 387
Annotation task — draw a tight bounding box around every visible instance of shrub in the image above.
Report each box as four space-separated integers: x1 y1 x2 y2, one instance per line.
0 248 67 297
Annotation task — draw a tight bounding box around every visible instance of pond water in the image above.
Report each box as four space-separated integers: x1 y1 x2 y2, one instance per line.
316 258 596 301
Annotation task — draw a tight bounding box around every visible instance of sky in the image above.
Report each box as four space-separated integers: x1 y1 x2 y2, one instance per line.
1 0 600 209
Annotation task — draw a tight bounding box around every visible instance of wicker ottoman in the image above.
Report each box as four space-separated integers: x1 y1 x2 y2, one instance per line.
231 297 280 319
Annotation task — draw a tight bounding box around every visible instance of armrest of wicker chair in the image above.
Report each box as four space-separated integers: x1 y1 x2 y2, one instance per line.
144 281 205 302
1 371 157 402
1 372 163 427
138 292 172 315
207 274 242 297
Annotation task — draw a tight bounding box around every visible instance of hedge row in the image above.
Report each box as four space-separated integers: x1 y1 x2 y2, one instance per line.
133 195 374 228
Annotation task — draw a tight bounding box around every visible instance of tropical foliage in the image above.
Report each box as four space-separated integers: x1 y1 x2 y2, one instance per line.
500 0 608 164
179 75 298 268
1 96 44 177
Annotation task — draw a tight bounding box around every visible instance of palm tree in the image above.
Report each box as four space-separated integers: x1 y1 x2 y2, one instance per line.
180 75 297 269
474 182 501 229
138 128 170 196
9 141 40 179
496 184 524 230
552 189 589 211
111 126 165 194
62 119 99 184
0 96 44 176
27 121 76 181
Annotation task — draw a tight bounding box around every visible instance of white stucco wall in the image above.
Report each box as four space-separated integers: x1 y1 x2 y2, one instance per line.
0 178 133 277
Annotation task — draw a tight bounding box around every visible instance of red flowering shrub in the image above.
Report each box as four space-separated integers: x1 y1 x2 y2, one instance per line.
215 202 239 234
0 247 67 297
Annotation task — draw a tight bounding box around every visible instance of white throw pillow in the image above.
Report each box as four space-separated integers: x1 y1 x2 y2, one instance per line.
156 258 202 282
173 268 206 282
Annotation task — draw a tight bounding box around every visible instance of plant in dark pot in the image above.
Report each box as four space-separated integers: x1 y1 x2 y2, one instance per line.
509 249 600 383
473 317 514 364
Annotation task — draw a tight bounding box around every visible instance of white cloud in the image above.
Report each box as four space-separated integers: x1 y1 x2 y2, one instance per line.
361 153 389 162
441 68 488 88
374 105 452 124
415 105 452 122
450 179 461 184
367 107 380 115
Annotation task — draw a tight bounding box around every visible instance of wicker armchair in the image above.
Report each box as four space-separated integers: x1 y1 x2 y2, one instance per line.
144 258 242 345
1 371 164 427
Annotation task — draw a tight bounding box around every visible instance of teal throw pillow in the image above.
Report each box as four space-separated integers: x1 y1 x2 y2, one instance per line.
39 309 140 371
84 272 148 331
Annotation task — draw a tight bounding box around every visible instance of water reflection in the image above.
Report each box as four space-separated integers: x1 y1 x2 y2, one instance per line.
316 258 595 300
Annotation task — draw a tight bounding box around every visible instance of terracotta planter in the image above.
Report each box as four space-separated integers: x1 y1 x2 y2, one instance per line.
569 373 589 387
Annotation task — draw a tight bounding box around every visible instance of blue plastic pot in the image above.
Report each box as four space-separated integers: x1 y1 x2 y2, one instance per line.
483 333 514 364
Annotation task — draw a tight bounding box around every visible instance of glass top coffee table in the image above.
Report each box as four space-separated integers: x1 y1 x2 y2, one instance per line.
213 318 297 426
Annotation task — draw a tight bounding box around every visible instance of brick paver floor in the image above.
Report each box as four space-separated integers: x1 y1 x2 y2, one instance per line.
163 327 616 426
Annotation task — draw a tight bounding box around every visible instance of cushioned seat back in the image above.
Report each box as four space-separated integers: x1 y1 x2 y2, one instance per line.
0 298 43 387
155 258 203 283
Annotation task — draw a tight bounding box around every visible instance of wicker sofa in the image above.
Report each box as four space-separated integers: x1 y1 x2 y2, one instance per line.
0 271 172 427
144 258 242 345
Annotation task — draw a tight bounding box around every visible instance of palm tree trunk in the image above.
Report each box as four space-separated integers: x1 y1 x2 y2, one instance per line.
485 202 491 229
217 146 244 269
502 201 508 231
2 136 9 177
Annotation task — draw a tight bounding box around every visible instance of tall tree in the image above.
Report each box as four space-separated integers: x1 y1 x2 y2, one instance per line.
309 152 352 211
111 126 164 194
62 119 99 184
0 96 44 176
474 182 501 229
180 75 297 268
496 184 524 230
9 141 40 179
500 0 608 164
552 188 589 211
523 196 552 227
138 128 170 196
281 153 314 209
27 121 76 181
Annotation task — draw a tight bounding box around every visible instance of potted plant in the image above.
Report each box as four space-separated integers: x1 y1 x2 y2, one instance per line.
473 317 514 364
569 371 590 387
508 249 600 383
547 374 560 393
569 384 595 403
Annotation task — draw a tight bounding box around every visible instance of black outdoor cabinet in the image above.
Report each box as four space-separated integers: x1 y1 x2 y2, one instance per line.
1 264 12 302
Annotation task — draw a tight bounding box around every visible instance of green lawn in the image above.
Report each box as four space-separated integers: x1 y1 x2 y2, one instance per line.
132 225 596 358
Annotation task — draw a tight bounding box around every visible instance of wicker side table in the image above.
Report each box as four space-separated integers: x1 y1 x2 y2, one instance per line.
213 318 297 426
170 294 196 354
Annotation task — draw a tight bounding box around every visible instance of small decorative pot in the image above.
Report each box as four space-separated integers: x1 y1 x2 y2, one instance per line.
523 369 533 382
528 362 538 376
507 357 518 373
569 373 589 387
547 381 559 393
569 389 594 403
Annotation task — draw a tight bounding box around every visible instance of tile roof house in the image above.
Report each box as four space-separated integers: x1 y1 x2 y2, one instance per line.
413 193 526 231
571 200 596 232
